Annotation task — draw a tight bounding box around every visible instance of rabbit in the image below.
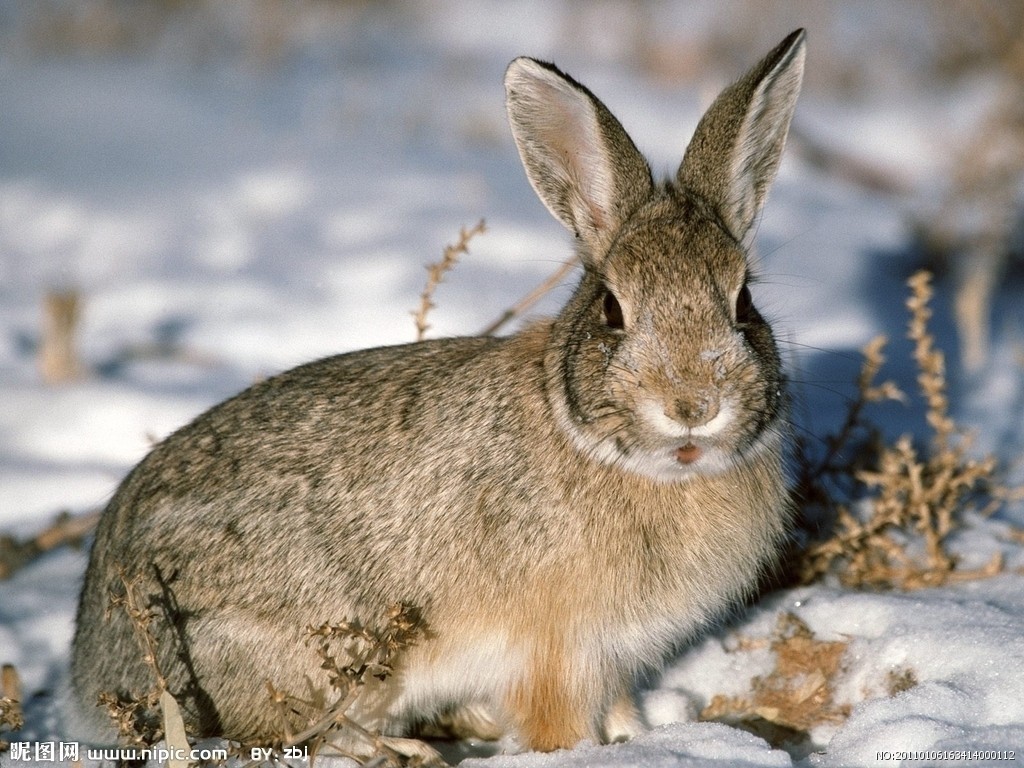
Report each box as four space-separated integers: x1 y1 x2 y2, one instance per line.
71 29 805 764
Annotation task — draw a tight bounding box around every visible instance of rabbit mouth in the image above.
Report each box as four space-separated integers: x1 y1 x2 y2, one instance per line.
639 439 732 480
622 398 742 475
675 443 702 465
550 390 756 481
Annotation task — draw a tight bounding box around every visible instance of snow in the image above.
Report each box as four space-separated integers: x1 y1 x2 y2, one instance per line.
460 723 795 768
2 3 1022 767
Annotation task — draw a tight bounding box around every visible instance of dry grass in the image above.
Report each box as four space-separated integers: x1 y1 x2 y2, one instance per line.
672 272 1018 754
700 613 922 755
0 665 24 753
884 667 918 697
795 270 1018 590
99 569 190 758
714 269 1023 743
97 573 428 766
413 220 486 342
480 258 578 337
0 508 100 581
700 612 851 751
39 290 84 384
267 603 426 766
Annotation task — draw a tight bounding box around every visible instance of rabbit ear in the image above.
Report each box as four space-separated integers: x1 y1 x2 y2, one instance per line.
505 58 653 261
678 29 805 243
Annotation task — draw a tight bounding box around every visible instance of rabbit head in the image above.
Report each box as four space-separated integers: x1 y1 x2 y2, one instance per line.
505 30 804 483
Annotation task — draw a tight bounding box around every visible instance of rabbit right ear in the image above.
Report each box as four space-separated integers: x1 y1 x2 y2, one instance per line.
505 58 653 262
678 29 805 243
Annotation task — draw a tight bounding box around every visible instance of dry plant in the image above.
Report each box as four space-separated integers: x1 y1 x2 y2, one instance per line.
39 289 83 384
792 334 906 526
267 602 425 766
34 287 225 386
99 569 191 766
701 613 922 755
412 217 581 338
797 270 1017 590
700 612 851 751
1 664 24 753
884 667 918 697
480 258 578 337
0 509 100 581
413 220 486 341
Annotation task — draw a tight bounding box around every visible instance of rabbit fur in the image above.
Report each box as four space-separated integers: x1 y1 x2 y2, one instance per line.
71 29 805 762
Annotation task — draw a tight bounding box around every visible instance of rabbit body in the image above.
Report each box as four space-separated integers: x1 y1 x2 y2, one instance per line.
72 30 806 760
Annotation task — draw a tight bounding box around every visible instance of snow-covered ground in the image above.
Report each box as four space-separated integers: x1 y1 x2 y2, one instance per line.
2 3 1022 767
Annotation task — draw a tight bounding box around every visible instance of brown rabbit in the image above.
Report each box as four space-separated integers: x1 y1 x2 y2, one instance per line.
71 30 805 763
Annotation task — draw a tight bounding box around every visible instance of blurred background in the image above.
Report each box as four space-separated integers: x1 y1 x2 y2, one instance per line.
1 1 1023 750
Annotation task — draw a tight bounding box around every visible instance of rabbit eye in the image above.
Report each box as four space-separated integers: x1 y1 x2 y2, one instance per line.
603 289 624 330
735 284 754 324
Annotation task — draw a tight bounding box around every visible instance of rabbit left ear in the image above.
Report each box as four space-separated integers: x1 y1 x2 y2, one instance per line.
505 57 653 263
678 29 805 243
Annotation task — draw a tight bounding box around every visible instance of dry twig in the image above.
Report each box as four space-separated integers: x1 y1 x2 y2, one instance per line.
1 665 24 752
100 569 192 764
413 220 486 341
99 571 166 745
0 509 100 580
39 289 83 384
793 334 905 518
268 603 425 766
480 258 578 336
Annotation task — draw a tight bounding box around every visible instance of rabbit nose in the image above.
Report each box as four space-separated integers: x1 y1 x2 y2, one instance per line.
667 391 720 429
